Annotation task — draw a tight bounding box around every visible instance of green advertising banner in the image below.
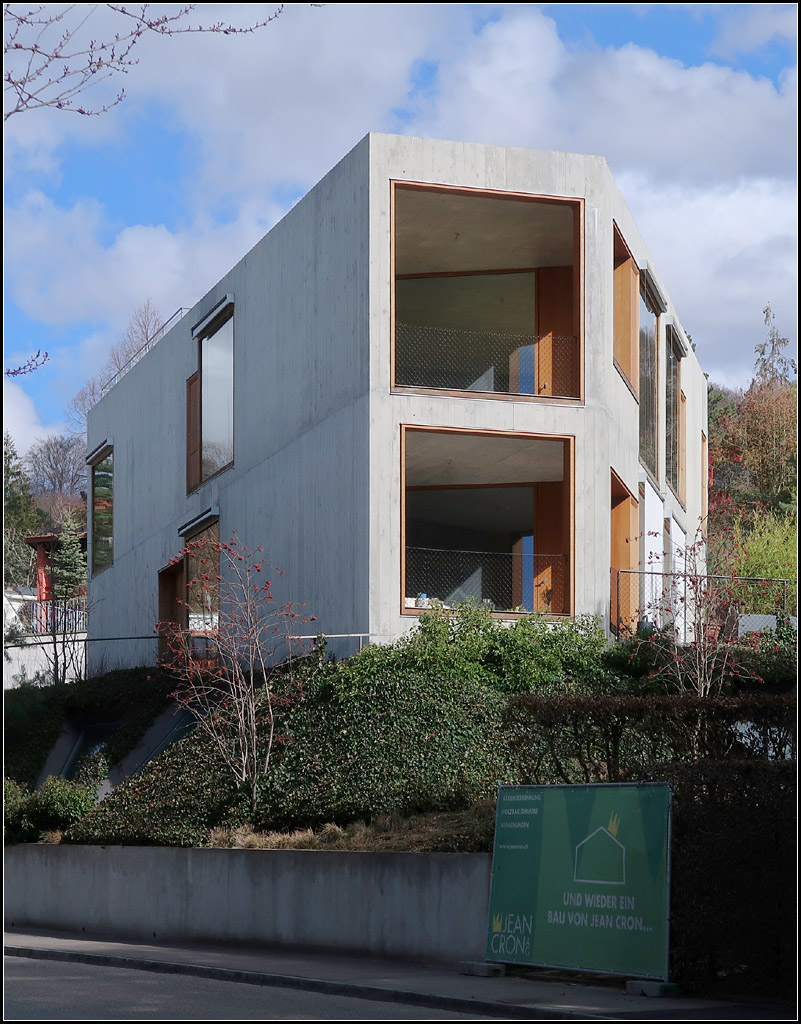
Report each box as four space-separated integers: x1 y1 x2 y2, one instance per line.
486 783 671 979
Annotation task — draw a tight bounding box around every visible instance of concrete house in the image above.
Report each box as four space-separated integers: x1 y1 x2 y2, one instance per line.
86 133 708 673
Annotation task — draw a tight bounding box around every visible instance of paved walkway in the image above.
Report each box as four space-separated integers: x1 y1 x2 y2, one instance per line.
4 929 795 1020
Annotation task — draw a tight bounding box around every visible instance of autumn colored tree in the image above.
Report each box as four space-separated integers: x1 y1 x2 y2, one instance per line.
703 306 797 648
716 305 796 507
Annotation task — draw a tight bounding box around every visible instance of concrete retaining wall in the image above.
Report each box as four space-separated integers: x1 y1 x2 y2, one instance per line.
4 846 491 962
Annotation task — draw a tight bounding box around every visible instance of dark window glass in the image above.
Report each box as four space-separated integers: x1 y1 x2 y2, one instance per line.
666 337 679 494
200 312 234 480
638 290 658 478
186 521 220 631
91 452 113 574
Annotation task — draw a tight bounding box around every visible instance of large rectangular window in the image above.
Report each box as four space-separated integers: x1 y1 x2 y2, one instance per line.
187 301 234 492
638 287 658 480
90 450 113 575
393 183 582 401
402 427 573 615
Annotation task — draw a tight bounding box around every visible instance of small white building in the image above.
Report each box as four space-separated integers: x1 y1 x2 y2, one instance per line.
86 133 708 673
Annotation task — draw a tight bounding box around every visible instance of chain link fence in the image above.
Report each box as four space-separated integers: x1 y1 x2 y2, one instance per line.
613 570 796 642
395 322 579 398
406 546 567 614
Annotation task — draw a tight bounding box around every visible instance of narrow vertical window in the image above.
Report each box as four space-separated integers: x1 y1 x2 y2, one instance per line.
638 287 658 479
187 298 234 493
613 225 638 390
701 431 708 536
666 338 679 495
91 450 113 574
200 312 234 479
666 329 686 503
186 520 220 631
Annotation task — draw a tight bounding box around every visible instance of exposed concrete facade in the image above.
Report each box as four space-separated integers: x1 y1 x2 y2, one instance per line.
5 846 490 963
87 133 707 672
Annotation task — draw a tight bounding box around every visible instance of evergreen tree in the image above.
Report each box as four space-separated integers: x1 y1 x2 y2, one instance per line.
3 430 41 588
46 510 87 685
48 511 87 602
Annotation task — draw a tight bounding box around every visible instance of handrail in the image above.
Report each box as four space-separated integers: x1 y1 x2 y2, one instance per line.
101 306 190 396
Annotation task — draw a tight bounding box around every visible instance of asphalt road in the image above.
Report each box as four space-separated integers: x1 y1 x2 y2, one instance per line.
3 956 501 1021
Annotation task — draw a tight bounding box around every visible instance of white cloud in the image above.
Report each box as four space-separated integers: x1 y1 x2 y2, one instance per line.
709 4 798 58
5 188 284 331
409 8 796 184
3 1 796 416
120 3 460 209
617 174 798 384
3 378 63 453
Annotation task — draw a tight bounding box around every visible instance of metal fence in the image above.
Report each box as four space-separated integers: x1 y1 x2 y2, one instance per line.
101 306 190 395
395 322 579 398
16 597 88 635
406 546 567 614
613 569 796 643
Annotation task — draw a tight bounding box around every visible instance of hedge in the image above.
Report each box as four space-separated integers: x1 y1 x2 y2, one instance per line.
634 760 797 997
504 693 796 783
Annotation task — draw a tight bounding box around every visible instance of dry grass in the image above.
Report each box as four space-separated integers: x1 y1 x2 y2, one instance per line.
37 830 64 844
206 801 497 853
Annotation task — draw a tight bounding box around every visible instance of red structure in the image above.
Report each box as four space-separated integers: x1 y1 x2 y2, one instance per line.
25 533 88 602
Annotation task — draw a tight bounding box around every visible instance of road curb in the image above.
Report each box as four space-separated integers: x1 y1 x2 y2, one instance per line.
4 944 616 1020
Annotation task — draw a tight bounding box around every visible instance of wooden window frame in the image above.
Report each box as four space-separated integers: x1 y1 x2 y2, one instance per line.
612 223 639 394
186 299 235 495
390 180 584 405
400 424 575 618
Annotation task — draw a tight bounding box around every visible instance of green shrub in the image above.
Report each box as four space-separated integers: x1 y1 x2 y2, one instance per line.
325 605 612 695
67 728 239 847
734 621 798 693
72 750 111 791
257 664 513 829
22 776 95 836
65 609 624 844
505 693 796 784
4 777 33 844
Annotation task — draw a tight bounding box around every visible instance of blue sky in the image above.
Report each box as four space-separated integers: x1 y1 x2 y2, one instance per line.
4 3 797 450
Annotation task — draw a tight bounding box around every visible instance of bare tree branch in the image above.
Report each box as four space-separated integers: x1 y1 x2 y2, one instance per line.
4 3 285 119
4 349 49 375
25 432 86 497
66 297 164 435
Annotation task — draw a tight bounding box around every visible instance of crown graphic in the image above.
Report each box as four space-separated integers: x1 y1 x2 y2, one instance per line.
492 913 503 933
608 811 621 837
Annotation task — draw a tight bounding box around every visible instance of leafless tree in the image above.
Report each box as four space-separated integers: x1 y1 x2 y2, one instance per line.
162 533 317 815
66 297 163 435
25 432 86 498
4 3 285 119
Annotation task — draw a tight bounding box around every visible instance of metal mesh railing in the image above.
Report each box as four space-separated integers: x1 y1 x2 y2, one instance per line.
395 322 579 398
406 547 567 614
613 570 796 643
17 597 88 635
